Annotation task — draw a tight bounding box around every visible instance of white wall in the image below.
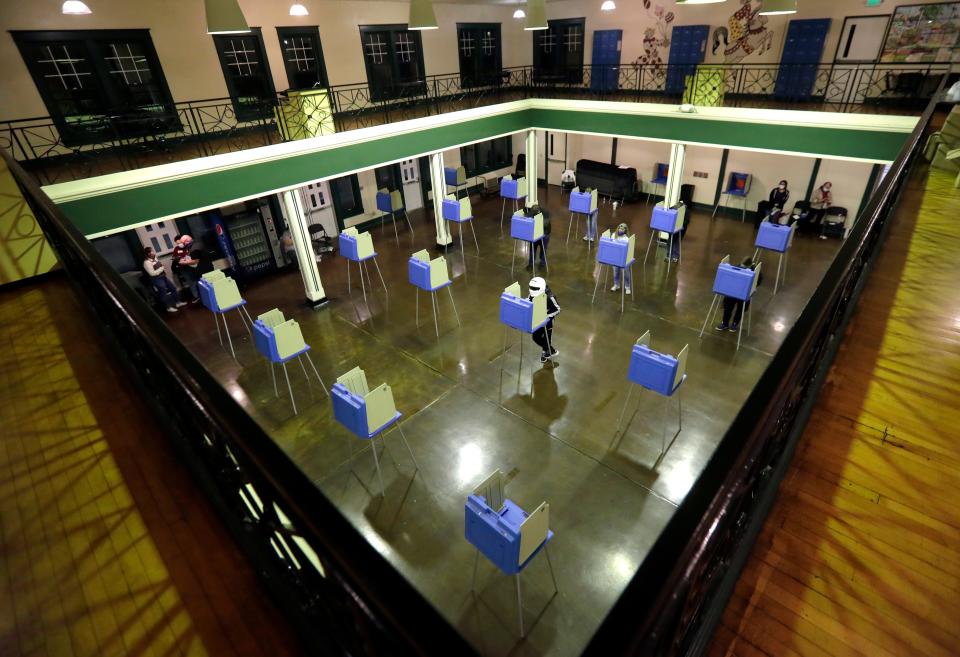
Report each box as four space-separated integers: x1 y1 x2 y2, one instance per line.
1 0 949 120
815 159 875 222
723 148 815 212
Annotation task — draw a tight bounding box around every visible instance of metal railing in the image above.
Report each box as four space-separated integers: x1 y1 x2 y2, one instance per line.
0 71 945 655
2 61 949 185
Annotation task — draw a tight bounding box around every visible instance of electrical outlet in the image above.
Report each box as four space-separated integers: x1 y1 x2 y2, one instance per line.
693 171 710 179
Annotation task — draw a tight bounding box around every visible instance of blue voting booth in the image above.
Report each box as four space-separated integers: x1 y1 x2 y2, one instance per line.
647 162 669 203
699 256 762 350
592 229 636 313
442 195 480 260
252 308 328 415
712 171 753 222
499 175 527 234
499 282 553 377
509 211 548 277
445 165 467 199
199 270 254 360
643 203 685 274
375 188 414 246
339 227 388 304
753 221 794 294
331 367 418 497
408 250 460 337
465 470 557 637
617 331 688 458
566 187 599 245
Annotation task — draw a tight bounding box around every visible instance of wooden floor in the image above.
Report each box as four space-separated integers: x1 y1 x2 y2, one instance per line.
0 278 304 657
707 167 960 657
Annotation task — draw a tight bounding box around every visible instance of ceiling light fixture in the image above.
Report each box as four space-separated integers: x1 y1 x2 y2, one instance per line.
525 0 547 31
513 8 526 19
409 0 438 30
601 0 616 10
62 0 92 14
758 0 797 14
204 0 251 34
289 3 308 16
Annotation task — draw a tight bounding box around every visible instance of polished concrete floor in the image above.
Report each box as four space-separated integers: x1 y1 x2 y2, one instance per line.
167 185 842 656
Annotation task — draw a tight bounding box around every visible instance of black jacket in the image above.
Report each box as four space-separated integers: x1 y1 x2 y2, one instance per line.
768 187 790 209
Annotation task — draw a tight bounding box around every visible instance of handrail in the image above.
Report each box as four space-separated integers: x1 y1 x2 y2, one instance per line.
1 148 480 655
580 79 946 656
1 74 947 656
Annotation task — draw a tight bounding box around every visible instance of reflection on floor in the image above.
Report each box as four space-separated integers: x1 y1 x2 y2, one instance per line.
708 168 960 657
168 185 842 656
0 278 304 657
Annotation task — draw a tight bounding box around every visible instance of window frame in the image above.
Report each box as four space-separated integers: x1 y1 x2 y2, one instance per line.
460 136 513 178
211 27 277 123
276 26 330 91
11 29 177 146
456 23 503 88
532 17 586 84
359 24 427 102
329 174 364 225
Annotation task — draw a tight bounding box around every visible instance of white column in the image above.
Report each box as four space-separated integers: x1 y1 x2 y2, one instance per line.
429 152 453 247
525 129 538 207
663 142 686 208
281 189 327 307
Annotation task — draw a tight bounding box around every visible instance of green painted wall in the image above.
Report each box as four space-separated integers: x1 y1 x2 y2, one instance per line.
54 106 910 236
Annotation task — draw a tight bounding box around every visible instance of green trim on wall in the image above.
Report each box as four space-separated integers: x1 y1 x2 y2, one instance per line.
527 109 906 162
54 105 910 236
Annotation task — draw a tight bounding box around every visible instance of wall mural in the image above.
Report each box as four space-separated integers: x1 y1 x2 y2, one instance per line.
880 2 960 63
712 0 773 64
634 0 675 66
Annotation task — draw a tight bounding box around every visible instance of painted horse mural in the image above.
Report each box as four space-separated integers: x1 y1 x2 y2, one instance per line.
712 0 773 64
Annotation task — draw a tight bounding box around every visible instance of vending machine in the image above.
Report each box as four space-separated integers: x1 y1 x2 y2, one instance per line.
209 198 284 279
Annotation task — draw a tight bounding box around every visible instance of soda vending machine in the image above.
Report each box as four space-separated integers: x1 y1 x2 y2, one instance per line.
209 198 285 279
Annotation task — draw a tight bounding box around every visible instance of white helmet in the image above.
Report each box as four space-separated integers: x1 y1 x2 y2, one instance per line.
528 277 546 297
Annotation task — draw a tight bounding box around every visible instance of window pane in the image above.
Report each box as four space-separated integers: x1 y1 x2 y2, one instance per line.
26 42 104 118
279 29 326 90
101 41 166 110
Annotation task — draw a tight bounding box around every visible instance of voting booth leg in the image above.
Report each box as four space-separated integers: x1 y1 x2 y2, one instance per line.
666 235 675 275
500 198 506 235
447 286 461 327
415 288 419 327
281 361 297 415
213 312 223 347
395 423 419 471
222 314 237 360
643 230 656 267
511 239 518 277
711 194 721 219
297 355 311 393
430 290 439 337
392 213 400 247
373 258 388 298
469 220 479 255
591 264 604 304
403 211 414 240
303 353 328 396
545 544 558 593
238 306 253 338
370 438 385 497
515 574 525 637
773 252 784 295
661 388 683 457
270 362 278 397
566 213 578 245
740 196 747 223
471 549 480 592
699 294 721 338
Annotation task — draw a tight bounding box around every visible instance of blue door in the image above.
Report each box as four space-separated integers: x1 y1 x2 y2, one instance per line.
775 19 831 100
666 25 709 95
591 30 622 93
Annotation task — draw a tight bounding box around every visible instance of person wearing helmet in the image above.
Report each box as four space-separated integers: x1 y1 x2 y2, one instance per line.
610 222 632 295
528 276 560 363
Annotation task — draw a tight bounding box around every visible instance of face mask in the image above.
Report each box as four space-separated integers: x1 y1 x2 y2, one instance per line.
824 186 831 191
778 184 786 190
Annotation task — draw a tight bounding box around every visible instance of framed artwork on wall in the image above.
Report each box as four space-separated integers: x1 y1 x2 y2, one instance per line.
880 1 960 63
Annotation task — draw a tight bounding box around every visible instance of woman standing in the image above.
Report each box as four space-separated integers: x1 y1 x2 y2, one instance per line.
809 182 833 239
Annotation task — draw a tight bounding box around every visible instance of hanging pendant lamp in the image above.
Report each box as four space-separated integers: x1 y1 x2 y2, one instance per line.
62 1 92 14
758 0 797 15
289 3 308 16
601 0 616 11
513 8 526 19
409 0 438 30
205 0 251 35
525 0 547 31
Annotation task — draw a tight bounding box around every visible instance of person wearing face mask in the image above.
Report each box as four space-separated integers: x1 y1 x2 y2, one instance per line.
528 277 560 363
610 223 633 295
766 180 790 224
809 181 833 239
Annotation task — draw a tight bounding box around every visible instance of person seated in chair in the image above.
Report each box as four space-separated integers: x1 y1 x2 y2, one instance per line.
764 180 790 225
